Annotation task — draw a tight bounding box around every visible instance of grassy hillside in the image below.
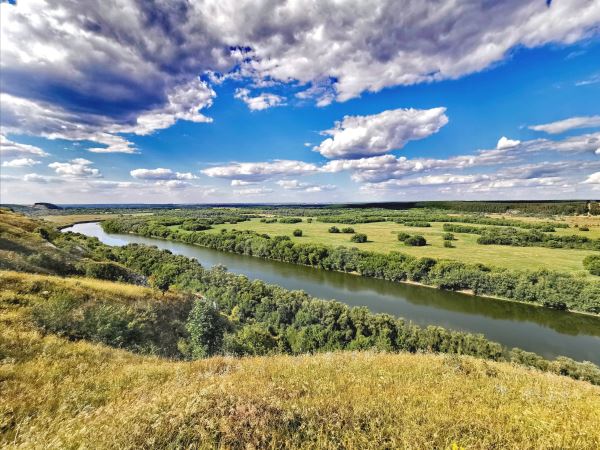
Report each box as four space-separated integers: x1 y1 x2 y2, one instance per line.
1 272 599 449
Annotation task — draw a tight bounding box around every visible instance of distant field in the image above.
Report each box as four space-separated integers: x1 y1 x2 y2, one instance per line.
200 218 598 275
41 213 149 227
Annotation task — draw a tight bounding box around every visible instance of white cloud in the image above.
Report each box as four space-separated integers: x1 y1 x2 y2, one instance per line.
496 136 521 150
315 107 448 159
2 0 598 150
233 186 274 196
0 134 48 158
582 172 600 184
2 157 40 168
276 179 336 192
234 88 285 111
130 168 197 181
575 73 600 86
23 173 64 184
231 180 256 186
48 158 101 178
529 116 600 134
202 160 319 182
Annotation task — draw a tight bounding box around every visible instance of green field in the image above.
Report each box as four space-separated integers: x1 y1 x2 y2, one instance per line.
197 218 597 275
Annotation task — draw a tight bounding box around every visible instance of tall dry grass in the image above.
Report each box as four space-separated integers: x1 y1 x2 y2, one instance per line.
1 271 599 449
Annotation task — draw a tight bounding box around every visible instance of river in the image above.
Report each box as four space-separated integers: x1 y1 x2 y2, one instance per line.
64 222 600 364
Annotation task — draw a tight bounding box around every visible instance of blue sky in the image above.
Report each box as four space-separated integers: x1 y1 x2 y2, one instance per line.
1 0 600 203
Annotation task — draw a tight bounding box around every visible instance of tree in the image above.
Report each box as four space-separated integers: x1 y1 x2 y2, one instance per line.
186 299 227 358
293 229 303 237
351 233 367 243
405 235 426 246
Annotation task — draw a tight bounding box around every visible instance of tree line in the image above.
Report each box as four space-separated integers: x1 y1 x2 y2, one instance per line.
35 233 600 385
101 219 600 314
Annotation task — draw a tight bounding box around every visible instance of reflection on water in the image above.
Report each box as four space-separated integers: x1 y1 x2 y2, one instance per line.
64 222 600 364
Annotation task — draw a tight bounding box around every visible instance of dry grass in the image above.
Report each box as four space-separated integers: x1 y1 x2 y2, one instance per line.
1 271 600 449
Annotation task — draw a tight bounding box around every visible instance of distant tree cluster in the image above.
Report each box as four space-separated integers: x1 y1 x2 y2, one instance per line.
100 219 600 314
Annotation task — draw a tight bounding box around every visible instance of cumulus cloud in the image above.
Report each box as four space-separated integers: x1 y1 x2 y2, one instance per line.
0 134 48 158
2 158 41 168
315 108 448 159
2 0 598 150
130 168 197 180
234 88 285 111
582 172 600 184
276 179 336 192
202 160 319 182
233 186 274 196
496 137 521 150
529 115 600 134
48 158 101 178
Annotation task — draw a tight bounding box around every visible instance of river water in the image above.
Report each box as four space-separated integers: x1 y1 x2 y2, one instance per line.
64 222 600 364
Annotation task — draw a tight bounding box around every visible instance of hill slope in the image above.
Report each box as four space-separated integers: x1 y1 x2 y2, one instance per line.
1 271 599 449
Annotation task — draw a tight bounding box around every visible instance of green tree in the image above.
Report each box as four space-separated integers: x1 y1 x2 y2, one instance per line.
186 299 227 358
405 235 426 246
293 229 303 237
351 233 367 243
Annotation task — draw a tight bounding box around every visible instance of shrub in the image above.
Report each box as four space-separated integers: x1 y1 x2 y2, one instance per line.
580 226 590 231
583 255 600 276
397 232 411 242
84 261 133 282
350 233 367 243
307 218 313 223
341 227 355 233
404 221 431 227
443 241 454 248
293 229 303 237
328 226 340 233
442 233 455 241
405 235 427 246
279 217 302 224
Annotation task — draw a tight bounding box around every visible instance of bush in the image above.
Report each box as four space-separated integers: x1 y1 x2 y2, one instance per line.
583 255 600 276
397 232 411 242
307 218 313 223
341 227 355 233
350 233 367 243
443 241 454 248
405 235 427 246
328 226 340 233
580 226 590 231
293 229 303 237
279 217 302 224
442 233 455 241
404 221 431 227
84 261 133 282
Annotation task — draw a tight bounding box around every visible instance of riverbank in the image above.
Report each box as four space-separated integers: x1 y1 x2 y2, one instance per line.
62 221 600 363
89 220 600 317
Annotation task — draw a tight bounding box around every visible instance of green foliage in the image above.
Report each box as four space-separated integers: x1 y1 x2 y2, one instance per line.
223 323 278 356
186 299 228 359
350 233 367 243
583 255 600 276
293 229 303 237
328 226 340 233
101 219 600 314
442 233 455 241
405 235 426 246
397 232 411 242
341 227 355 233
443 241 454 248
403 221 431 227
580 226 590 231
278 217 303 224
84 261 134 282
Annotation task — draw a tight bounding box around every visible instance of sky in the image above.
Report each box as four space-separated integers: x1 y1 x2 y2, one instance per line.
1 0 600 204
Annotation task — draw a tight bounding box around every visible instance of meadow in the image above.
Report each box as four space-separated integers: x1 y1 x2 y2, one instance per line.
197 217 598 275
1 271 599 449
